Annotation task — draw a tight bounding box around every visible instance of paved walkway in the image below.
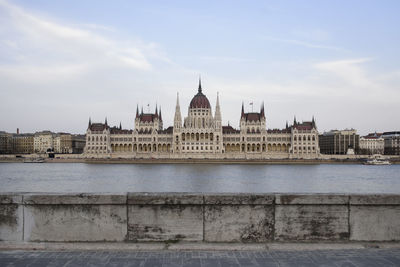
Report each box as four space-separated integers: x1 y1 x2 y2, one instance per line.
1 249 400 267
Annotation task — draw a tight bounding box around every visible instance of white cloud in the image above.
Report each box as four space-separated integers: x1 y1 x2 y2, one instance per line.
264 36 345 51
314 58 375 88
0 0 153 79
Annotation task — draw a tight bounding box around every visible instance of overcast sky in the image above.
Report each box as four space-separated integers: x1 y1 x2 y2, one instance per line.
1 0 399 135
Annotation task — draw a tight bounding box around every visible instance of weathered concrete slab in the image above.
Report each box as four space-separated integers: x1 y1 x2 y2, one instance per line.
350 195 400 205
275 205 349 240
350 206 400 241
0 194 23 204
128 193 203 205
23 193 127 205
204 205 274 242
204 194 274 205
24 205 127 241
0 204 23 241
128 205 203 241
276 194 348 205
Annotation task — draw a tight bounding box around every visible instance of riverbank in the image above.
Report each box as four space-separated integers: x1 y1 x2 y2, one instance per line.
1 156 400 164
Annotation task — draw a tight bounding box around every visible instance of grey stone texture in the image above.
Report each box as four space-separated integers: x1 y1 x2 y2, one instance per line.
24 204 127 241
0 204 23 241
350 206 400 241
127 193 203 242
0 194 23 241
275 205 349 240
23 193 127 205
204 195 274 242
1 193 400 242
128 192 203 205
205 204 274 242
276 194 348 205
128 205 203 241
204 193 274 205
350 194 400 205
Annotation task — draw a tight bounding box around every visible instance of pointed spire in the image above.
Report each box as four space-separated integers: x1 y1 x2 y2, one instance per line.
241 102 245 118
155 104 158 118
174 92 182 126
119 122 122 130
286 121 288 129
198 76 202 93
312 116 316 128
260 101 265 118
293 116 297 126
141 106 143 115
159 106 162 121
136 105 139 118
215 92 221 121
88 117 91 128
105 117 108 126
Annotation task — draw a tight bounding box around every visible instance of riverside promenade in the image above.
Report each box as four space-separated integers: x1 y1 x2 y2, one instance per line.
2 192 400 266
1 247 400 266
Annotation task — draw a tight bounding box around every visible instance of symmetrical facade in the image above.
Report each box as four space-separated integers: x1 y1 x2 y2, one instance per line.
85 81 319 158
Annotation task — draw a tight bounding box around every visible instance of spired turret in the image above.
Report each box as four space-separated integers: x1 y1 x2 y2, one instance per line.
134 104 162 132
174 93 182 129
214 92 221 129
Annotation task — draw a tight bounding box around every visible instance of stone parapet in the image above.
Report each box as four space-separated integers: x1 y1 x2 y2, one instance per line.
1 193 399 242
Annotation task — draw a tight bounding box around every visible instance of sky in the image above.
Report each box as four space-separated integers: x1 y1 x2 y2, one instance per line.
0 0 399 135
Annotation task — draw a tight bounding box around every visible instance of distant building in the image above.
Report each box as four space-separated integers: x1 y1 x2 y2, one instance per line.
34 131 55 153
382 131 400 155
54 133 86 154
359 133 384 155
0 130 85 154
0 131 13 154
85 79 319 158
12 133 34 154
319 129 359 155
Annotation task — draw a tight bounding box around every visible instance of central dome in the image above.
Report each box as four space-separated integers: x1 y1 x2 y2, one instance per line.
189 79 211 109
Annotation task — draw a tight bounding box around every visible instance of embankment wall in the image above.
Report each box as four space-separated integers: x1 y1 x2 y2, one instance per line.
1 193 400 242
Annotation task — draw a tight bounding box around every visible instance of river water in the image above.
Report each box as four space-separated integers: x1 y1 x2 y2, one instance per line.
0 163 399 193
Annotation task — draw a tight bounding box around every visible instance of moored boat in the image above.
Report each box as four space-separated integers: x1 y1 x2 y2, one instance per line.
363 158 391 165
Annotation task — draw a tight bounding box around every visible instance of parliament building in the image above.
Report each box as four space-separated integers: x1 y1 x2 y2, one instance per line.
84 80 320 159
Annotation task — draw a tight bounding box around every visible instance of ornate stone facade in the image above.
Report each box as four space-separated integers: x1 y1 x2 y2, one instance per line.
84 80 320 158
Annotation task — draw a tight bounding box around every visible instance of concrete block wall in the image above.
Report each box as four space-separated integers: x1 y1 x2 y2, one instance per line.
1 193 400 242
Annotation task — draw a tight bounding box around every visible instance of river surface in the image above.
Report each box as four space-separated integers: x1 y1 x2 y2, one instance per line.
0 163 399 193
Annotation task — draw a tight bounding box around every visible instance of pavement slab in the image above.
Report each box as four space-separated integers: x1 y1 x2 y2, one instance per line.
0 249 400 266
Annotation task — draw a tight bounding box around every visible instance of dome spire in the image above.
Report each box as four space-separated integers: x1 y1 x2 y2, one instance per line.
198 75 202 93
